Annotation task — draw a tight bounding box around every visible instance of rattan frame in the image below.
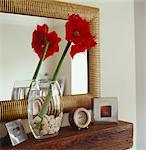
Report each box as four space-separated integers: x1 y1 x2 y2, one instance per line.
0 0 100 121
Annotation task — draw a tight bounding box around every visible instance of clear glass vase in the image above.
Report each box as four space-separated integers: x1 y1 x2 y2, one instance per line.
28 80 63 139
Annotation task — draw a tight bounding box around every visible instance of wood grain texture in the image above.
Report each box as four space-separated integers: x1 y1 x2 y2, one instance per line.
1 121 133 150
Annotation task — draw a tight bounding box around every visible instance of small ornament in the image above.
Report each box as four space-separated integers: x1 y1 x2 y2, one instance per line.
69 107 91 130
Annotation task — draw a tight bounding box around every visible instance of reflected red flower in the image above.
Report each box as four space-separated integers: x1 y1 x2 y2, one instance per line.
32 24 61 61
65 14 96 58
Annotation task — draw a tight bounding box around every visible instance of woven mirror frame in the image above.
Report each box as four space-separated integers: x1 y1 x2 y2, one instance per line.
0 0 100 121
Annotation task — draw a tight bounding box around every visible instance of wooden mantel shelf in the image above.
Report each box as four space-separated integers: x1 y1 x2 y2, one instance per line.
1 121 133 150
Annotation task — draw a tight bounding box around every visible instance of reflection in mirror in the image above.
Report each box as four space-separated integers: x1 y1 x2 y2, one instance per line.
0 13 88 100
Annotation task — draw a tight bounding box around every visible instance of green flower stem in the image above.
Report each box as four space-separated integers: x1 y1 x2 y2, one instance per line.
38 90 51 118
52 42 72 81
32 43 49 80
27 43 49 99
35 90 52 129
38 42 72 121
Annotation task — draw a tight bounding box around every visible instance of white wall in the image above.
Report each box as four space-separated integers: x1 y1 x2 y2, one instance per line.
135 0 146 149
99 1 136 149
60 0 136 149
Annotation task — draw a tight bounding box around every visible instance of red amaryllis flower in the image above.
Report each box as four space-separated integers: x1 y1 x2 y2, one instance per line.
32 24 61 61
70 37 96 58
65 14 96 58
31 15 97 128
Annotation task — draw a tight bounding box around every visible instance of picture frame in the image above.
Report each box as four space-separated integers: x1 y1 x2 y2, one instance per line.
5 119 28 146
93 97 118 122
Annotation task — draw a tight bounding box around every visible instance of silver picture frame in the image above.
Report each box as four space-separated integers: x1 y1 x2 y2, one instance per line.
93 97 118 122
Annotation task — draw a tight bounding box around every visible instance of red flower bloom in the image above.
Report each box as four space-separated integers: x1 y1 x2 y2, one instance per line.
70 37 96 58
65 14 96 58
32 24 61 61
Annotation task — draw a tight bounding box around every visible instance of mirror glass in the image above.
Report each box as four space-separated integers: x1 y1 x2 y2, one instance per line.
0 13 88 99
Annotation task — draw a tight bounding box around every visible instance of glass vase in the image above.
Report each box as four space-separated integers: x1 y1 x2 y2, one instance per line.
11 80 31 100
28 80 63 139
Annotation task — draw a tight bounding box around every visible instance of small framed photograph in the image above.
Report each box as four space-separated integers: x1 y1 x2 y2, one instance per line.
5 119 28 146
93 97 118 122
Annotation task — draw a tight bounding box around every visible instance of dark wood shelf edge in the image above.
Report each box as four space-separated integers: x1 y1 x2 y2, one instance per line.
0 121 133 150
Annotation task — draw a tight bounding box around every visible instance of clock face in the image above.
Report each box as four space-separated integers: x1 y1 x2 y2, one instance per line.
78 111 88 125
72 107 91 129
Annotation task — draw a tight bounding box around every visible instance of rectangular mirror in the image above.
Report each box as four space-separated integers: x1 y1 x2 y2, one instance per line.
0 0 100 120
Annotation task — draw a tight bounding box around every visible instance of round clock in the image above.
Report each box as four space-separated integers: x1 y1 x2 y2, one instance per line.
69 107 91 130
